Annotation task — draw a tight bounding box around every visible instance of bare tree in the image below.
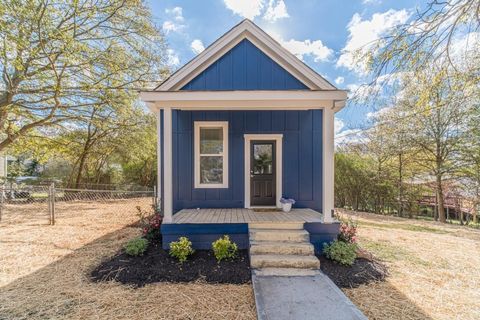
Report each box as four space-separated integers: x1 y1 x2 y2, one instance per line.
366 0 480 79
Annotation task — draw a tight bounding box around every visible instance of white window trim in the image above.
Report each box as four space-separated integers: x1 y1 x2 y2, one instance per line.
244 134 283 208
194 121 229 189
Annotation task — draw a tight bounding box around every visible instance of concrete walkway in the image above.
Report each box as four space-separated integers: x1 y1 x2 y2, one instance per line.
252 271 367 320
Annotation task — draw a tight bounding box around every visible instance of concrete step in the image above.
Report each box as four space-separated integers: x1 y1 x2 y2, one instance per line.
253 268 320 277
250 241 314 256
250 254 320 269
249 229 310 242
248 222 304 230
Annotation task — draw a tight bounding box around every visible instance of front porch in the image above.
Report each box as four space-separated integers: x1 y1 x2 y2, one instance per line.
161 208 339 252
172 208 324 223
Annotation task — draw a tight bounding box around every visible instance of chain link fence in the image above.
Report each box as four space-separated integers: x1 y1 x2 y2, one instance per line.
0 184 156 225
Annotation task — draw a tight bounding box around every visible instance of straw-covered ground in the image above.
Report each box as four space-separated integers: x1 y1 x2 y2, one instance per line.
339 209 480 320
2 201 479 320
0 199 256 320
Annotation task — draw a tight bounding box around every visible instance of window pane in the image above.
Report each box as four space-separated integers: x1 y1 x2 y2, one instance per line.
200 128 223 154
253 144 273 174
200 156 223 184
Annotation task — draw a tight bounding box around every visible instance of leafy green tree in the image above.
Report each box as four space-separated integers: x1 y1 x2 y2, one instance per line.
399 69 470 222
116 113 157 187
335 151 376 211
0 0 167 151
458 101 480 224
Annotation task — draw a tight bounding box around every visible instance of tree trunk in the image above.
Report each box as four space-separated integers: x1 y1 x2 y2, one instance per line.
436 174 446 223
473 203 478 224
75 150 89 189
398 152 404 217
457 199 464 225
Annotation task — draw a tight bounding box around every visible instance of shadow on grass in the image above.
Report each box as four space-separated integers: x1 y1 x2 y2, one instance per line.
1 223 432 320
0 223 257 320
318 253 433 320
0 225 138 314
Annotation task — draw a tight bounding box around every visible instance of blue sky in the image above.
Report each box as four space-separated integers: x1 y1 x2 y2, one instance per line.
147 0 425 138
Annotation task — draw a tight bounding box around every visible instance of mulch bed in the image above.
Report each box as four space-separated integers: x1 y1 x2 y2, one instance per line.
319 255 388 288
90 241 251 287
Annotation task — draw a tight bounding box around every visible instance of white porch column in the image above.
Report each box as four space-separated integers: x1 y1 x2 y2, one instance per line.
156 109 163 213
163 107 173 223
322 107 335 223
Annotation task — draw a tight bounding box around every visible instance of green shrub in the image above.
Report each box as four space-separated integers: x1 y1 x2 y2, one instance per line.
323 240 357 266
124 237 149 256
169 237 194 263
212 235 238 261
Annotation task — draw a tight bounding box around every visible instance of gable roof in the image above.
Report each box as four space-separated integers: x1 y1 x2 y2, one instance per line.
181 39 310 91
156 19 337 91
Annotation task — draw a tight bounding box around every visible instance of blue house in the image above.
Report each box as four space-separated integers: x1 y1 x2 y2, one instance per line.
140 20 347 253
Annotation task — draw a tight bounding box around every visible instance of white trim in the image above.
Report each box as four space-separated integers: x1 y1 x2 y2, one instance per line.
141 90 347 103
194 121 229 188
244 134 283 208
156 110 162 212
146 104 340 112
163 107 173 222
322 108 335 223
141 90 348 111
155 20 336 91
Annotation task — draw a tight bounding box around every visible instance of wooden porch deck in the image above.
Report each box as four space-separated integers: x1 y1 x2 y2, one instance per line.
172 208 323 224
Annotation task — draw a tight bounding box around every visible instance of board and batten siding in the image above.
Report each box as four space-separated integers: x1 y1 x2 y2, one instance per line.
172 110 323 213
181 39 308 91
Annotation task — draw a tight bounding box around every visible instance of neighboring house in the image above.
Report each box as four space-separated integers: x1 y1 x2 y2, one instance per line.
141 20 347 250
412 177 477 220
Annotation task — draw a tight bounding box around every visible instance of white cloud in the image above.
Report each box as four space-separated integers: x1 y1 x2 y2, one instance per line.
362 0 382 4
366 105 392 120
223 0 289 22
346 83 380 102
269 32 333 62
449 32 480 64
334 76 345 85
335 128 365 147
263 0 289 22
337 9 411 74
191 39 205 54
282 38 333 62
335 117 345 135
167 49 180 67
334 117 366 147
165 7 184 22
162 21 179 34
223 0 265 20
163 6 185 34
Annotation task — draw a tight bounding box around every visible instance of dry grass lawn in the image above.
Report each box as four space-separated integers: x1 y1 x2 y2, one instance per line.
0 199 256 320
2 201 479 320
339 209 480 320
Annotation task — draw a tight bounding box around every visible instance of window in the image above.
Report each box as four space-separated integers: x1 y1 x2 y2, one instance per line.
194 121 228 188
